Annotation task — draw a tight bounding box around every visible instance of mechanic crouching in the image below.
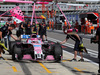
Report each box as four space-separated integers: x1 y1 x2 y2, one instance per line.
0 24 18 59
91 27 100 74
60 28 85 61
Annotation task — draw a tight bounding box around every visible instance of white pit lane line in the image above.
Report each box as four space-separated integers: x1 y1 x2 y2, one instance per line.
48 37 98 54
63 50 98 66
47 37 98 66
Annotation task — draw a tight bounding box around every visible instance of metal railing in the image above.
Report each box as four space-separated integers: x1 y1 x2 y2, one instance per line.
0 4 100 11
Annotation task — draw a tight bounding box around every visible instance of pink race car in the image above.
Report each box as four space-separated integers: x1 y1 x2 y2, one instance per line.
11 34 62 62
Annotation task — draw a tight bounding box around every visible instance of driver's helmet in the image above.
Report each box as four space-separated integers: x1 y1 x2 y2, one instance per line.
64 28 78 34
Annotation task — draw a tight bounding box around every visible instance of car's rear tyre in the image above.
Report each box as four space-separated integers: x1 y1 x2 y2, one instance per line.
31 52 34 59
12 50 15 60
9 41 16 55
12 44 23 60
9 40 21 55
54 43 62 62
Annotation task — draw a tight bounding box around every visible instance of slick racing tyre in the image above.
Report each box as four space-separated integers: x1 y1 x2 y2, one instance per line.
54 43 62 62
9 40 20 55
31 52 34 59
12 44 23 60
9 41 16 55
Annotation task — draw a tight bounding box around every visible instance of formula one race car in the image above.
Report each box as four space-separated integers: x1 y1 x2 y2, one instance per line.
9 34 62 62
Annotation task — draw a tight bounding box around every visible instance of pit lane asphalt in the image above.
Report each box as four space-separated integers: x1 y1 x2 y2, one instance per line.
1 49 98 75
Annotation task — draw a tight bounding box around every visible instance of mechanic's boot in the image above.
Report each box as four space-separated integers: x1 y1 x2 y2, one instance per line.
1 49 5 54
0 57 4 60
78 59 84 62
3 50 5 54
98 70 100 74
97 73 100 75
71 58 77 62
0 42 8 50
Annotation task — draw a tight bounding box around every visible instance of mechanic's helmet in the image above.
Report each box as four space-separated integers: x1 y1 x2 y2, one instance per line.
64 28 78 34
